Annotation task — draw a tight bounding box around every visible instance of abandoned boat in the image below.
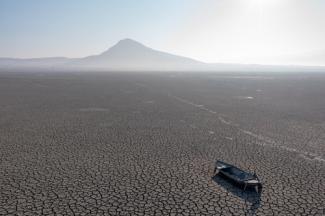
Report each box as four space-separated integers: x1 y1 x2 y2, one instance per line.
214 160 262 192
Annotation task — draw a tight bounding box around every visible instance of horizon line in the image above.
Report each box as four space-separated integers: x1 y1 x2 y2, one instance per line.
0 38 325 68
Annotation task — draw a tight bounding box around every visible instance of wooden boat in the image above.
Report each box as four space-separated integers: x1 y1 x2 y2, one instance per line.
214 160 262 192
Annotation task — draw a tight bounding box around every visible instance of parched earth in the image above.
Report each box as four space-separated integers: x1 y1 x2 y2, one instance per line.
0 71 324 215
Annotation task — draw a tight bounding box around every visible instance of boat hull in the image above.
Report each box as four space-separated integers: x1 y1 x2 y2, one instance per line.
214 160 262 192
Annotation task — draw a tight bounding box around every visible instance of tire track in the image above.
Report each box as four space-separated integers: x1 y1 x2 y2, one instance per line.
169 94 325 163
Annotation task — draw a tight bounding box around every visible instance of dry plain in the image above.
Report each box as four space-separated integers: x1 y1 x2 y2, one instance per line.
0 71 324 215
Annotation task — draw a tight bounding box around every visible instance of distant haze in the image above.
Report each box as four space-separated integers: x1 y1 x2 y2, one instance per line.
1 0 325 66
1 39 324 72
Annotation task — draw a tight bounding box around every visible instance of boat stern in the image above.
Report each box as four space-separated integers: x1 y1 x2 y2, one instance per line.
245 179 260 185
244 179 263 192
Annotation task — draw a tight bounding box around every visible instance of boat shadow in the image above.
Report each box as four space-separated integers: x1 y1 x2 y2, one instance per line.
212 174 262 215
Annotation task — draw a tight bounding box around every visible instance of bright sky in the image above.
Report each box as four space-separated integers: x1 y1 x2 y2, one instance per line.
1 0 325 65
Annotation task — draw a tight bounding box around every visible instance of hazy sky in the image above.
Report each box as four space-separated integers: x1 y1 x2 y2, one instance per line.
1 0 325 65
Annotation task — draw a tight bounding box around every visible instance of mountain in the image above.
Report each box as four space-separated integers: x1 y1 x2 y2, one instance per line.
69 39 203 70
0 57 71 68
0 39 324 72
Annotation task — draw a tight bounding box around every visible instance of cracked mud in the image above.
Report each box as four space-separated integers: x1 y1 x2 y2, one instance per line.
0 71 324 215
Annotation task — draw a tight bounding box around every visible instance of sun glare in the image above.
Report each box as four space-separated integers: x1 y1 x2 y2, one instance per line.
250 0 275 6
